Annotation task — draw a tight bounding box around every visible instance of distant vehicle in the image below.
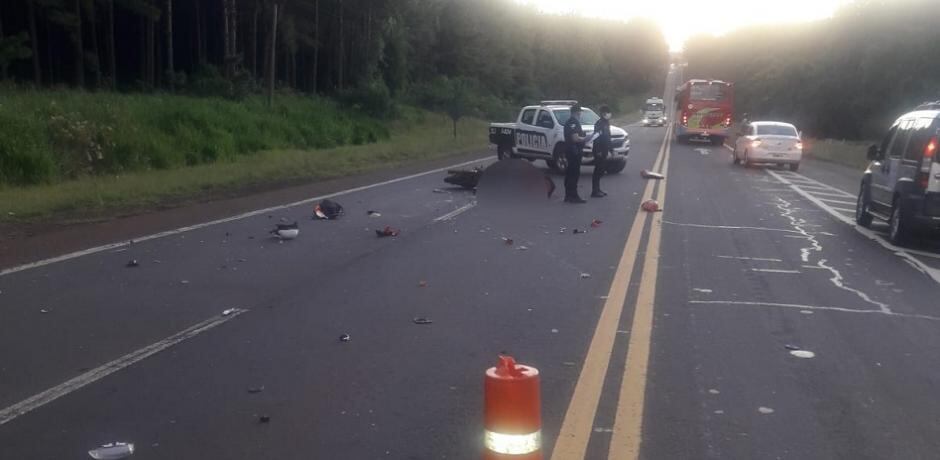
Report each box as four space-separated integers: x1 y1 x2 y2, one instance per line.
674 79 734 145
732 121 803 171
642 97 666 127
488 101 629 174
856 102 940 244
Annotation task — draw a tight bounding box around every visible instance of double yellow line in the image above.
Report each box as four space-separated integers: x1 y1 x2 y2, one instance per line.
551 125 673 460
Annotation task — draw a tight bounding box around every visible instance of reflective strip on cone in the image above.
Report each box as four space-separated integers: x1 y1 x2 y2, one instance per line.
484 430 541 455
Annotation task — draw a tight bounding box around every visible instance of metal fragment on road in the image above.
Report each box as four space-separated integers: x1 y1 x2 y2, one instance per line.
339 334 351 342
222 309 237 316
551 328 559 333
258 415 271 423
784 344 801 351
708 389 720 394
758 407 775 414
88 442 134 459
40 309 49 314
367 210 382 217
247 386 265 394
790 350 816 359
126 260 139 268
413 317 433 325
580 273 591 279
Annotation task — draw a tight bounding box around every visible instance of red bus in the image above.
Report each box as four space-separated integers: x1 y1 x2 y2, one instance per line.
674 79 734 146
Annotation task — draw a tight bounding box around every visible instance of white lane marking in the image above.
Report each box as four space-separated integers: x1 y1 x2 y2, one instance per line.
766 169 940 284
803 190 856 198
689 301 940 321
692 288 713 293
433 202 477 222
662 221 802 234
829 207 857 214
818 198 857 206
0 308 248 425
0 157 492 277
717 255 783 262
751 268 801 274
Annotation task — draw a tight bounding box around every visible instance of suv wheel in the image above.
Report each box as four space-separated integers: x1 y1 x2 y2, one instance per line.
497 144 514 161
732 148 741 165
889 196 912 245
549 145 567 174
855 184 874 228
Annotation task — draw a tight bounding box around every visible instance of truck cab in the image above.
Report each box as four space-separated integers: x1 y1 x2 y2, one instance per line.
489 101 629 173
642 97 666 127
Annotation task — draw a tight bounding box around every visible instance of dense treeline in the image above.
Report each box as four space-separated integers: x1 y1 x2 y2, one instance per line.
684 0 940 140
0 0 668 116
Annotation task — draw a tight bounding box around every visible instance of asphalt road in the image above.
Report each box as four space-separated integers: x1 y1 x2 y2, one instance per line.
3 68 940 459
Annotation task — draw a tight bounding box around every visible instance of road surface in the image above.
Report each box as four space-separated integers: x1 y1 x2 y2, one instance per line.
3 69 940 460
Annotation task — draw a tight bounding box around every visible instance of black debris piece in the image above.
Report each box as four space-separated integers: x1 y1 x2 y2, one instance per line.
784 344 802 351
126 260 139 268
573 229 585 234
339 334 351 342
413 317 434 325
258 415 271 423
376 226 400 237
247 386 265 394
315 199 345 219
444 168 483 189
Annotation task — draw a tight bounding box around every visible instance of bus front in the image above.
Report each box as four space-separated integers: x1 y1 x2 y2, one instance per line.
675 80 734 146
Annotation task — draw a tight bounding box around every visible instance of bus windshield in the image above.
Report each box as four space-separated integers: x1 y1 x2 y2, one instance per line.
645 103 664 111
690 83 729 102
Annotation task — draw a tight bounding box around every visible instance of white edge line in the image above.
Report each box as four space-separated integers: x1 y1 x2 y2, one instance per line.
433 201 478 223
717 256 783 262
690 300 940 322
750 268 801 274
0 308 248 425
765 168 940 284
1 157 491 277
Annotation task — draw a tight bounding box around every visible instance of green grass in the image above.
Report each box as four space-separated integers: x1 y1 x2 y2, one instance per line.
0 111 487 221
804 138 871 170
0 88 389 186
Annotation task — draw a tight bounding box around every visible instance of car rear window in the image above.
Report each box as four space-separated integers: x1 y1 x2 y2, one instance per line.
904 117 937 162
756 125 798 136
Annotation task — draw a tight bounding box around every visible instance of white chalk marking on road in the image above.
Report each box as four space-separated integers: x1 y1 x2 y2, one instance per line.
766 169 940 284
717 255 783 262
758 407 775 414
433 202 477 222
662 221 802 234
1 157 493 277
690 300 940 322
817 258 891 312
0 308 248 426
751 268 801 274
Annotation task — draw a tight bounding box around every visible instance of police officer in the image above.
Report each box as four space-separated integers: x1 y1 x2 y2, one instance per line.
591 105 613 197
563 104 589 203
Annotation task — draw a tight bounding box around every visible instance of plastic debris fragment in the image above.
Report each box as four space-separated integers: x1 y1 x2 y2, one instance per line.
314 199 345 220
641 170 665 179
412 317 434 325
339 334 351 342
88 442 134 459
591 219 603 228
271 222 300 240
375 226 400 237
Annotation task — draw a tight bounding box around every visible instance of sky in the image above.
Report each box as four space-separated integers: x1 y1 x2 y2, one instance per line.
514 0 850 51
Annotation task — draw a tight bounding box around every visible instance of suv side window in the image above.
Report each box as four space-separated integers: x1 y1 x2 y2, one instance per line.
888 119 913 158
904 117 935 162
880 124 898 156
520 109 536 126
536 110 555 129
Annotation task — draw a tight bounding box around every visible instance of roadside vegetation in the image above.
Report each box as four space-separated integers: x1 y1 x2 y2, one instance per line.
684 0 940 140
803 139 870 171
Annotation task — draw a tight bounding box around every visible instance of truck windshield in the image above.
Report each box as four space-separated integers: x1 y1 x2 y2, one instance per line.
645 103 664 111
553 108 600 125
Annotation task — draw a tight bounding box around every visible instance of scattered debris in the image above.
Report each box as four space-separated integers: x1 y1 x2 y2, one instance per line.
180 280 190 285
517 246 529 251
222 309 237 316
790 350 816 359
551 328 559 333
432 188 447 194
375 226 400 238
503 237 514 245
367 210 382 217
641 200 662 212
708 389 720 395
271 222 300 240
559 227 567 233
757 407 775 414
314 199 345 220
88 442 134 459
444 168 483 189
641 170 665 180
573 229 586 234
412 317 434 325
126 260 139 268
418 280 428 288
258 415 271 424
339 334 351 342
40 309 49 314
247 386 265 394
784 344 801 351
590 219 603 228
580 273 592 279
713 410 725 415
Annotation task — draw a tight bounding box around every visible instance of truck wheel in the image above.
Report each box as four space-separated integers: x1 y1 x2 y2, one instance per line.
549 145 567 174
605 158 626 174
497 144 514 161
855 183 874 228
889 196 913 245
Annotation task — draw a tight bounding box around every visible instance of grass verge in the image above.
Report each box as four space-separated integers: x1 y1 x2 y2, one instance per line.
0 112 487 222
804 138 871 170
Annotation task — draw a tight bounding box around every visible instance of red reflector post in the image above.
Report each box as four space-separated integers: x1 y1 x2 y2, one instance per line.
484 355 541 459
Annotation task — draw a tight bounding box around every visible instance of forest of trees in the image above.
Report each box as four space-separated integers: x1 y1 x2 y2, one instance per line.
683 0 940 141
0 0 669 117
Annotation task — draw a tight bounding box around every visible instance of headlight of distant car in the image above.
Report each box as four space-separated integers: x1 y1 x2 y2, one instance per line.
642 119 649 123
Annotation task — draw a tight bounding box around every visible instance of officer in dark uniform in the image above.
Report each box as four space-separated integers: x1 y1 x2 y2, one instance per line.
563 104 589 203
591 105 613 197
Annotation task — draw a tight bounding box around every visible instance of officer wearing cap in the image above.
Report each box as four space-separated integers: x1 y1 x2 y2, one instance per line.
591 105 613 198
563 104 589 203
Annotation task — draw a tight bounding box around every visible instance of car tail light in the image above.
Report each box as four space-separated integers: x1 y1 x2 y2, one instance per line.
722 116 731 127
751 139 763 148
923 136 937 172
681 113 688 125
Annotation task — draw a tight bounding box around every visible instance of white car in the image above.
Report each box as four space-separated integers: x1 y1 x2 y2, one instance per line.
732 121 803 171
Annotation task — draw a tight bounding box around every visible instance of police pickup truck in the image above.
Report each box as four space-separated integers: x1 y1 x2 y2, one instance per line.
488 101 629 173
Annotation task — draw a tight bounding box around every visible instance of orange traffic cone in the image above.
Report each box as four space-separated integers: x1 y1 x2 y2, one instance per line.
484 355 542 460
